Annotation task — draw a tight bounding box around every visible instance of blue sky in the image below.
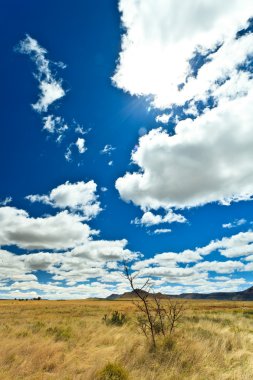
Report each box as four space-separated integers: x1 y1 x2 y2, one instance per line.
1 0 253 299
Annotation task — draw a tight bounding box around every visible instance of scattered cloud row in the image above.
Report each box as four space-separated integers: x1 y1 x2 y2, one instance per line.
1 217 253 298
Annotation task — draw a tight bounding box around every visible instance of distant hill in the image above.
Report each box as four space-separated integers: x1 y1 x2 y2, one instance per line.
106 286 253 301
107 289 169 300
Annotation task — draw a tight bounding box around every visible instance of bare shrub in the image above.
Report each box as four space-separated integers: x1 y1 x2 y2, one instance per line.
123 263 185 349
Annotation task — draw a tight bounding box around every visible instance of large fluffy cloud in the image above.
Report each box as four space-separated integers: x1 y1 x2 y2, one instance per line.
114 1 253 214
113 0 253 109
70 239 136 262
174 33 253 111
116 88 253 209
0 206 94 250
0 249 37 282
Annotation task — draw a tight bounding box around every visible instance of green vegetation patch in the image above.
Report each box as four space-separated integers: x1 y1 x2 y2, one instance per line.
103 311 127 326
46 326 72 341
96 362 129 380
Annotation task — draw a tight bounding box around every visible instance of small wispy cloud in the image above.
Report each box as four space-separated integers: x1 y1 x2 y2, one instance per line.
153 228 172 234
155 113 172 124
16 35 70 146
133 210 187 226
43 115 68 135
16 35 89 164
16 34 66 113
65 145 72 162
0 197 12 206
100 144 116 155
74 124 91 135
75 138 86 154
222 219 247 229
65 138 87 161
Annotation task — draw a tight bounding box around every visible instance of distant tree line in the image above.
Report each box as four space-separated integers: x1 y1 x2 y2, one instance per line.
14 297 42 301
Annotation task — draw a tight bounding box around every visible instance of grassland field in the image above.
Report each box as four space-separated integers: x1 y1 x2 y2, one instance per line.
1 299 253 379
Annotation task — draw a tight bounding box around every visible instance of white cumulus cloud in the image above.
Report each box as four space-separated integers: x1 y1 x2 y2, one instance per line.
116 88 253 210
0 206 95 250
26 181 101 220
113 0 253 109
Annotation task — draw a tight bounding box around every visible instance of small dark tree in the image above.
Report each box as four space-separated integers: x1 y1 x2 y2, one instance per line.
124 265 157 347
123 263 185 349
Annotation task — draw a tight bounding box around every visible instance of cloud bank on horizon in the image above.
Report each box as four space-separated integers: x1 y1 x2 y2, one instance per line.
1 186 253 298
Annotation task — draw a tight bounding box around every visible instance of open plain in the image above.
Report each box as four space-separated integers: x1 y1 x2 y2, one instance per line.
1 299 253 379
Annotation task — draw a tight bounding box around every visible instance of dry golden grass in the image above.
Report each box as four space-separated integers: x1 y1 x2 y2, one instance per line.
0 299 253 379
